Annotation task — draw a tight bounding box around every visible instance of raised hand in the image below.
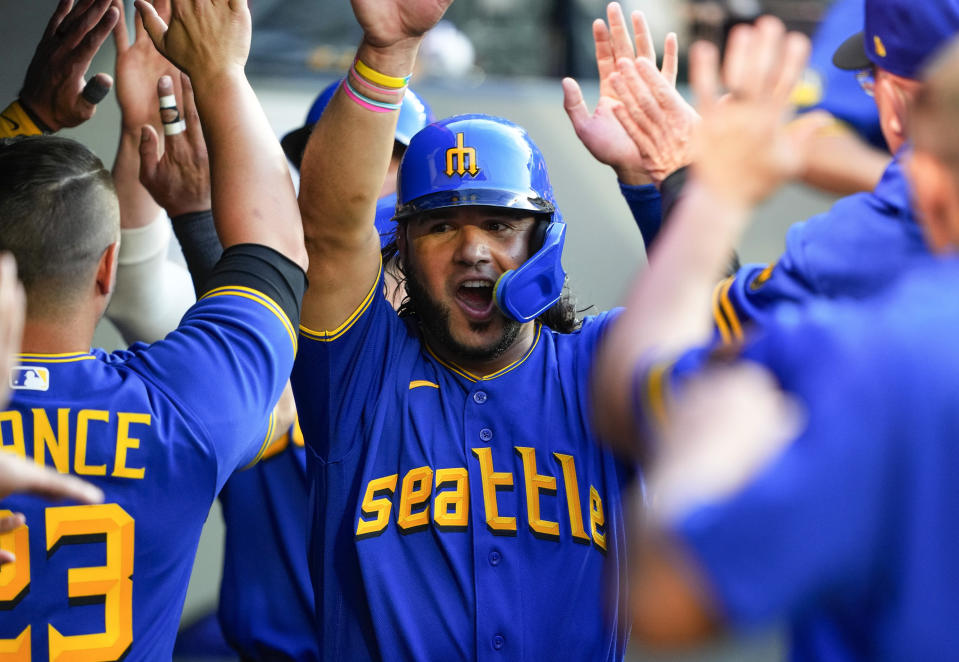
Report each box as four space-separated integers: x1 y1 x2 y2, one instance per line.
563 1 681 185
19 0 121 132
689 17 812 209
135 0 251 81
608 54 700 185
139 74 211 217
351 0 453 49
114 0 178 134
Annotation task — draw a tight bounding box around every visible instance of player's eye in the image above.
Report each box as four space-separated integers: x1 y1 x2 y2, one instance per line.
429 222 454 234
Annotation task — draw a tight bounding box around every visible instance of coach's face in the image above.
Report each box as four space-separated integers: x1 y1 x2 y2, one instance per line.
400 206 538 371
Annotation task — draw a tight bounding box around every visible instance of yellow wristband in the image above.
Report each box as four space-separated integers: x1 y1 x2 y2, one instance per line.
353 58 411 90
0 100 44 139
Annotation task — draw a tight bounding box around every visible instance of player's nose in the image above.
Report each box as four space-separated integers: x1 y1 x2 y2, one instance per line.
454 224 492 265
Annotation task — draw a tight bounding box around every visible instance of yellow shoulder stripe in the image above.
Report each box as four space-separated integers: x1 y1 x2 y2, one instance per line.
242 409 277 470
201 286 296 350
300 258 383 342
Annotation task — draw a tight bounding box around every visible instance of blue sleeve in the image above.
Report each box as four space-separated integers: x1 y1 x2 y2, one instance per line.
619 182 663 247
122 287 296 491
669 312 895 627
291 262 405 463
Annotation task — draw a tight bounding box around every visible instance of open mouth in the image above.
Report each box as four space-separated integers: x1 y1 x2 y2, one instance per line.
455 279 496 319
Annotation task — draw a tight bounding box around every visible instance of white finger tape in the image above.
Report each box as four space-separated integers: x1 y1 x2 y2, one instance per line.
164 120 186 136
159 95 177 108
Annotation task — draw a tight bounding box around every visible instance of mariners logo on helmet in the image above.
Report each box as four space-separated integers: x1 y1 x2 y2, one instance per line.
445 133 480 177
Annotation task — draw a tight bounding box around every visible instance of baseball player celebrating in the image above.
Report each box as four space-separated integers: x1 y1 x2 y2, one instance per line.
293 0 632 659
595 15 959 661
0 0 307 658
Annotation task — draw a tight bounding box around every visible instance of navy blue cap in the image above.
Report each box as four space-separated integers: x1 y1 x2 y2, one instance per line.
833 0 959 79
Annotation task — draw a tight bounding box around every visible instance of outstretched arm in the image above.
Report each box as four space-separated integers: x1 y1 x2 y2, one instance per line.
2 0 121 137
296 0 452 332
592 17 811 452
135 0 306 269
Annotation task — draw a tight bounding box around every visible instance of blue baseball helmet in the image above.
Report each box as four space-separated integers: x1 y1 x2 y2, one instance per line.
394 114 567 323
280 80 434 169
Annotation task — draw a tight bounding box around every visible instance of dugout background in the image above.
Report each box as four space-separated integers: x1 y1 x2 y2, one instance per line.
1 2 841 659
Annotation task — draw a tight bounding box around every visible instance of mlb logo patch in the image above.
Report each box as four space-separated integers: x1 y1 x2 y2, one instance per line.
11 366 50 391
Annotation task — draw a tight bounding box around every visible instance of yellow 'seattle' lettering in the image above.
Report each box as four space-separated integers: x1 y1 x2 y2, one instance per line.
515 447 559 540
356 474 398 538
471 447 516 535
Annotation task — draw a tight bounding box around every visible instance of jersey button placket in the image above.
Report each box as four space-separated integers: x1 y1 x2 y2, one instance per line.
479 427 493 442
492 634 506 650
488 549 502 566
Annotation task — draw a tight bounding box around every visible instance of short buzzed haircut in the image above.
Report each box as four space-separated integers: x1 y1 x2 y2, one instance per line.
0 136 120 314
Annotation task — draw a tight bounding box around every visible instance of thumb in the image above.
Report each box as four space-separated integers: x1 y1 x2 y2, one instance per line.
134 0 168 51
81 73 114 106
562 77 590 131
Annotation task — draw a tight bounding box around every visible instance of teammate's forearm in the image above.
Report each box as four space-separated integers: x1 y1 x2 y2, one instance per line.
299 38 419 244
114 129 163 230
594 181 750 446
190 68 307 271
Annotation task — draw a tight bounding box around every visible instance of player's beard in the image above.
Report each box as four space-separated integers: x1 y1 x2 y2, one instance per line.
404 259 522 363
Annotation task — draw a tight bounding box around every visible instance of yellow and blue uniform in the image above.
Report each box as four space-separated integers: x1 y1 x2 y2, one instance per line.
291 268 632 661
635 253 959 661
215 425 317 661
712 150 925 344
0 249 301 660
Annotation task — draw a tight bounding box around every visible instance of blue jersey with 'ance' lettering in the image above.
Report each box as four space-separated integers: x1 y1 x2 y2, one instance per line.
0 286 295 660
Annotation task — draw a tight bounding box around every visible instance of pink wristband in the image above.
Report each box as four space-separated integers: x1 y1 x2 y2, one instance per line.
341 79 395 113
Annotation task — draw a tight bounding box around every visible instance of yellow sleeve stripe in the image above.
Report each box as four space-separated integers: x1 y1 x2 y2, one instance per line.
718 277 744 343
300 258 383 342
712 279 733 346
200 286 297 350
644 361 673 432
409 380 440 390
0 101 43 139
15 352 95 363
242 409 277 470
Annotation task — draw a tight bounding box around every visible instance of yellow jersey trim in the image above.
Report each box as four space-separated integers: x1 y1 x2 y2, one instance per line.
300 258 383 342
425 323 542 383
15 352 95 363
201 286 297 350
717 277 744 343
0 100 43 139
409 380 440 390
242 409 277 470
644 360 673 432
712 280 732 346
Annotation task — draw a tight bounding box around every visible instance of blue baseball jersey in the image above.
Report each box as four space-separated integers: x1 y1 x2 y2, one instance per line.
712 149 926 343
0 286 296 661
638 253 959 661
216 423 317 661
291 266 633 662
